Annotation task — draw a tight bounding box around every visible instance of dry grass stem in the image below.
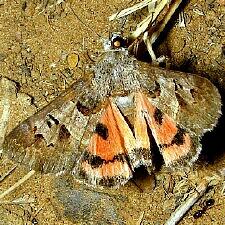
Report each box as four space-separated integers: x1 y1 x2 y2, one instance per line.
0 196 35 205
178 10 186 27
136 211 145 225
130 0 171 40
109 0 184 61
0 170 35 200
0 165 17 182
109 0 154 21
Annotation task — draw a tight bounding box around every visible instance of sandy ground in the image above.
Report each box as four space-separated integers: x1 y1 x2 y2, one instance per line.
0 0 225 224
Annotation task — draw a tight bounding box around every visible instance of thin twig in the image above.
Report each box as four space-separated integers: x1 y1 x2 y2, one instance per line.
0 165 17 182
221 182 225 195
136 211 145 225
147 0 183 44
109 0 154 21
178 10 186 27
0 197 35 205
69 4 102 39
0 78 14 150
219 168 225 195
165 177 215 225
0 170 35 200
142 0 182 60
130 0 170 40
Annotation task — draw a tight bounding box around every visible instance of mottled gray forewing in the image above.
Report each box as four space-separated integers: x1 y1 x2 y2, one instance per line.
147 67 221 134
3 79 100 173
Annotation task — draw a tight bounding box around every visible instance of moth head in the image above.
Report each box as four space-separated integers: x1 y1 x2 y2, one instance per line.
103 33 128 51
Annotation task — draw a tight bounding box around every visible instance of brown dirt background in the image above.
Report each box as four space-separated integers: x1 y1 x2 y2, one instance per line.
0 0 225 224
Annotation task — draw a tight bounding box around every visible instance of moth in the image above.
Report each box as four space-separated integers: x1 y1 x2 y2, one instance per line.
3 34 221 187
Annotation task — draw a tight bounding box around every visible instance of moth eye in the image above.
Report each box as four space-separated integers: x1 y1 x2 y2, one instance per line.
59 124 71 140
94 123 109 140
112 36 127 49
113 40 121 48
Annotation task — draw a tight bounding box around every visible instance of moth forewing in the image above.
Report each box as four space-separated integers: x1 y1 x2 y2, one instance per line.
3 79 95 174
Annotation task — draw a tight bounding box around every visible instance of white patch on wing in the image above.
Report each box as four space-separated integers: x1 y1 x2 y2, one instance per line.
115 94 134 108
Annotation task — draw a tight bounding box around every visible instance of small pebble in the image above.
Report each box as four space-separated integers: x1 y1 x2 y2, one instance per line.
67 53 79 68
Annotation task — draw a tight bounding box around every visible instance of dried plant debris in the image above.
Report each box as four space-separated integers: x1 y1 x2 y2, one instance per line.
35 0 65 14
0 195 35 205
0 165 17 183
110 0 184 60
165 175 223 225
